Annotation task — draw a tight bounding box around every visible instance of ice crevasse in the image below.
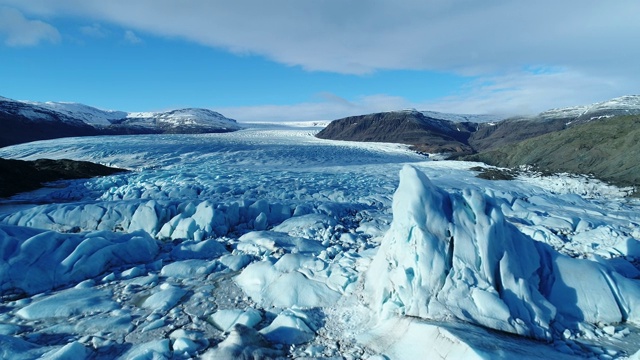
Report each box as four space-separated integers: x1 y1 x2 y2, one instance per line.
365 165 640 340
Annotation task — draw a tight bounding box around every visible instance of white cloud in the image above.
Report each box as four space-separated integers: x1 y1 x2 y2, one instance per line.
423 69 636 116
3 1 638 75
0 6 60 46
219 94 410 122
221 69 636 122
2 1 639 114
80 23 107 38
123 30 141 44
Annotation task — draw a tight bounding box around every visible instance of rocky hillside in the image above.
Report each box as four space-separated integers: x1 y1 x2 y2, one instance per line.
470 95 640 152
465 115 640 189
318 95 640 156
316 110 479 155
0 96 242 148
317 95 640 190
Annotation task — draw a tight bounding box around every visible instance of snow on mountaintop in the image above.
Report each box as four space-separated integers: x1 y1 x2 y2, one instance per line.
394 108 500 123
419 110 501 123
27 101 128 126
539 95 640 121
128 108 242 130
2 96 240 131
538 105 589 121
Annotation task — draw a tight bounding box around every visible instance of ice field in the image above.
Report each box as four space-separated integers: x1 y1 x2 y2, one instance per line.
1 127 639 359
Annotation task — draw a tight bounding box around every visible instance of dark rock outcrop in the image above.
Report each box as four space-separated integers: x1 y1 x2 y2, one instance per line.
0 158 127 198
316 110 478 156
0 103 103 148
0 96 241 148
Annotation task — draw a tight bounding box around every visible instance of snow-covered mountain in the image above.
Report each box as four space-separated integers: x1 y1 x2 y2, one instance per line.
0 96 242 147
126 108 242 132
1 96 87 125
469 94 640 153
25 101 129 127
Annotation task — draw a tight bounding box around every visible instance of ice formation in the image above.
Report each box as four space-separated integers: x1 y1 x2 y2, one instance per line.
366 165 640 340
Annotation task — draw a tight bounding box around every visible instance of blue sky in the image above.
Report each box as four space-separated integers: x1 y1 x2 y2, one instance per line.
0 29 467 110
1 1 639 122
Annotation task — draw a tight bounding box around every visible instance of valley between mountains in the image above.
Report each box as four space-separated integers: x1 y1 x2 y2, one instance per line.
0 95 639 359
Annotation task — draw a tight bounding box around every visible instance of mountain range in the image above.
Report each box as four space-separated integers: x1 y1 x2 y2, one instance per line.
3 94 640 191
317 95 640 191
465 115 640 189
314 110 481 155
469 95 640 152
318 95 640 153
0 96 242 148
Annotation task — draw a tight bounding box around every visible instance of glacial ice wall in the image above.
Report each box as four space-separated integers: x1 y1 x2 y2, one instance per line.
366 165 640 340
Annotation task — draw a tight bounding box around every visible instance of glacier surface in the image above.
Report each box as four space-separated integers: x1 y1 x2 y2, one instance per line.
0 128 639 359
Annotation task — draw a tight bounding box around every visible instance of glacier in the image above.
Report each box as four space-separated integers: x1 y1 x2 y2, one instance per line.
0 128 639 359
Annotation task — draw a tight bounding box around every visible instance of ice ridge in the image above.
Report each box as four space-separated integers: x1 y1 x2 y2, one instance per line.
366 165 640 340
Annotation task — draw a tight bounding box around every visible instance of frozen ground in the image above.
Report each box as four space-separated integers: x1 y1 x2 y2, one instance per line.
0 128 639 359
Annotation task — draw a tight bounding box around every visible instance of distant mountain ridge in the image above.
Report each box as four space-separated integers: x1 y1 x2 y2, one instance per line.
465 115 640 190
318 95 640 154
316 110 484 155
0 96 242 148
470 95 640 152
317 95 640 191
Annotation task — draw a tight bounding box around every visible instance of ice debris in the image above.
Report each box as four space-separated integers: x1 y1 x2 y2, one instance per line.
235 254 341 308
210 308 262 332
259 310 315 344
200 324 284 360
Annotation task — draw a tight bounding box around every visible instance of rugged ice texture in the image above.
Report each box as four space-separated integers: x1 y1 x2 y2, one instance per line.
259 310 315 344
0 226 158 296
1 129 639 358
16 288 118 320
201 324 285 360
358 317 579 360
366 165 640 340
1 198 297 241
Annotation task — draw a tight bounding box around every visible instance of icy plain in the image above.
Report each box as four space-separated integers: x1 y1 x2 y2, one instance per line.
0 127 639 359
